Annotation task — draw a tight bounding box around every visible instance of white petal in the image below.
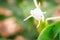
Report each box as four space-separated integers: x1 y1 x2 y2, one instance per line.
46 16 60 21
23 15 32 21
33 0 38 8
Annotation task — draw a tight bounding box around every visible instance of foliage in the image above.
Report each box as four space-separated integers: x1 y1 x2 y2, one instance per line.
37 21 60 40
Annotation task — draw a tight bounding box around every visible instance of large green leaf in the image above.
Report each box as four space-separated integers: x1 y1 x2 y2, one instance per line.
37 21 60 40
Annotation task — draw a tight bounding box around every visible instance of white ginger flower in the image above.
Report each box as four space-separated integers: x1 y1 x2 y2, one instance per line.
24 0 46 28
24 0 60 28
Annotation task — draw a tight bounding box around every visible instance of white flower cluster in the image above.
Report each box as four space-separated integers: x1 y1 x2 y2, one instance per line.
24 0 60 28
24 0 45 22
30 8 45 22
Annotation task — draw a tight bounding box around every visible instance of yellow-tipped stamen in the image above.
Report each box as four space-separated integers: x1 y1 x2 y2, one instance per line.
37 20 40 28
38 2 41 8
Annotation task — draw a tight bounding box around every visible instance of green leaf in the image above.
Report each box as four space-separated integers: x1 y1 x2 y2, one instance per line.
37 21 60 40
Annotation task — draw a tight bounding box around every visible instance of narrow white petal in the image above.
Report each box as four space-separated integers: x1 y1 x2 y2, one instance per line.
23 15 32 21
46 16 60 21
33 0 38 8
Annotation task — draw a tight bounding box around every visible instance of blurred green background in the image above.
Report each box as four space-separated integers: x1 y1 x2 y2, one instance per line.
0 0 60 40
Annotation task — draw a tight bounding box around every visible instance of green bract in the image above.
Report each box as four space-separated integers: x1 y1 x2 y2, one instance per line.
37 21 60 40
